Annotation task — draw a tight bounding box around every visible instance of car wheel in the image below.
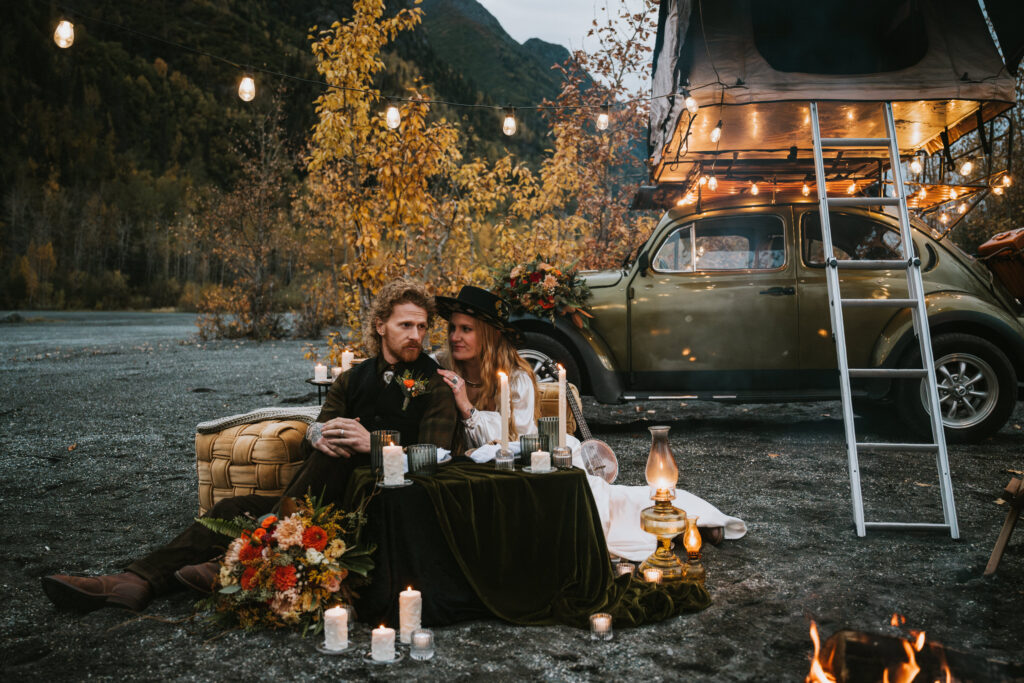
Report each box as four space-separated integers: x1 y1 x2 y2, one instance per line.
517 332 581 387
896 332 1017 443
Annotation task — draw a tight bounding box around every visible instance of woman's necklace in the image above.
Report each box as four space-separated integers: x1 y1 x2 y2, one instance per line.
463 377 482 387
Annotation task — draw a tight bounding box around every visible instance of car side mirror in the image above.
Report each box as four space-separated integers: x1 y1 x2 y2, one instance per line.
637 251 649 276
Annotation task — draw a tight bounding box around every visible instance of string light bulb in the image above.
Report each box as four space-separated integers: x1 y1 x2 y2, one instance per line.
385 103 401 129
710 120 722 144
910 157 923 174
918 187 927 200
237 74 256 102
1003 174 1013 187
54 19 75 48
596 104 609 131
993 185 1004 196
939 212 949 224
684 90 698 115
801 183 810 197
502 107 517 136
958 202 967 214
959 157 974 176
750 181 759 196
698 175 708 186
847 180 857 195
707 175 718 191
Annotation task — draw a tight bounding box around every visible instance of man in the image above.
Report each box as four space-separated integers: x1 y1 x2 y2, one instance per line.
42 279 461 613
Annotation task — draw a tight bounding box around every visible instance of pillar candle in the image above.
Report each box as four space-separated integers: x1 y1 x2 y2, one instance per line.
382 443 404 486
331 366 342 380
399 586 422 643
341 349 354 371
314 363 328 381
371 625 395 662
323 606 348 650
557 364 567 448
498 371 509 453
531 450 551 472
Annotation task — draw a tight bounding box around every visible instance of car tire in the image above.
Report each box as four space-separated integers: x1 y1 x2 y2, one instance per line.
517 332 582 387
896 332 1018 443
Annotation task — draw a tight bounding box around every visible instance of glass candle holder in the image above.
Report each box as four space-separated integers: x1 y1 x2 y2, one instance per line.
552 446 572 469
519 434 542 466
643 567 663 584
495 448 515 471
616 562 635 577
370 430 401 474
410 628 435 660
590 612 613 641
408 443 437 475
537 416 559 451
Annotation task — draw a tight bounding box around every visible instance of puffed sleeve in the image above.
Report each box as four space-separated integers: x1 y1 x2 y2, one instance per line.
460 369 538 449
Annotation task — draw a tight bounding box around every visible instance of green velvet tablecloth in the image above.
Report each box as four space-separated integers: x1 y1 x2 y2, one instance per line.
343 462 710 628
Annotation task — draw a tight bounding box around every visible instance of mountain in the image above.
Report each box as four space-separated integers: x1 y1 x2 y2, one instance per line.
417 0 569 106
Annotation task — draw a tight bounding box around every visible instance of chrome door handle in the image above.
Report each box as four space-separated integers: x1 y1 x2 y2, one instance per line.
759 286 795 295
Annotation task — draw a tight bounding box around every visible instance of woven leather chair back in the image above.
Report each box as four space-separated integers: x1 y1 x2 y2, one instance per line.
535 382 580 436
195 420 308 514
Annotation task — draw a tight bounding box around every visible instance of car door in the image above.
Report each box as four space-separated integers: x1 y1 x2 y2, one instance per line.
797 209 911 374
628 211 799 392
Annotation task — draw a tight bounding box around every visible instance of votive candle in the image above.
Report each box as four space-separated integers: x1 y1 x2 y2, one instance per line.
399 586 422 644
643 567 663 584
331 366 343 380
410 628 435 661
314 363 328 381
590 612 613 640
371 625 396 662
323 605 348 650
616 562 635 577
382 442 404 486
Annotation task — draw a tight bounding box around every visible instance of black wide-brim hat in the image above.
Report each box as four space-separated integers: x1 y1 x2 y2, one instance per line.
435 286 524 345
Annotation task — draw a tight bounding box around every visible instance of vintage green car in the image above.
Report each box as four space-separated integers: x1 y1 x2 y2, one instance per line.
513 200 1024 442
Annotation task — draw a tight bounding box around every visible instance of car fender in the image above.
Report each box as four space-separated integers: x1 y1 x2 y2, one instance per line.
511 314 624 402
872 292 1024 374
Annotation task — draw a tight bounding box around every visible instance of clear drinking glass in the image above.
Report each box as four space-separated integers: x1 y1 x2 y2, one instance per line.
408 443 437 475
370 430 401 474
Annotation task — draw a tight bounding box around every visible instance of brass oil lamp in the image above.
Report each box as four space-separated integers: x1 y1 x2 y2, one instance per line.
638 426 688 584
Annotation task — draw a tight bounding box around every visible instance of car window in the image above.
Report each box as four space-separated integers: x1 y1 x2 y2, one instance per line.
802 211 904 265
653 224 694 272
695 215 785 271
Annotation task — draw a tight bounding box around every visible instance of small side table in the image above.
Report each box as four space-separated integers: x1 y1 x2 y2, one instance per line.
306 378 334 405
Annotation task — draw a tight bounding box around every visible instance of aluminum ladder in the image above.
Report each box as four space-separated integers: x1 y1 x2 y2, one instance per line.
809 101 959 538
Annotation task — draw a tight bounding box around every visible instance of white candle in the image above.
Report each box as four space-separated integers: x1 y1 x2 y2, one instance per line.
341 349 354 371
591 613 611 634
371 625 395 662
314 363 328 381
399 586 422 643
382 443 404 486
643 567 663 584
531 450 551 472
323 605 348 650
557 364 566 448
498 371 509 453
412 631 431 648
331 366 342 380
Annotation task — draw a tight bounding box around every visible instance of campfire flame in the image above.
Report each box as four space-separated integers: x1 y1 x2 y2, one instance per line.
806 621 838 683
890 613 907 627
883 638 922 683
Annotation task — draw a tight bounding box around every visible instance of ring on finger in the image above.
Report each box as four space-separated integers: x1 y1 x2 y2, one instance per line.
340 428 345 437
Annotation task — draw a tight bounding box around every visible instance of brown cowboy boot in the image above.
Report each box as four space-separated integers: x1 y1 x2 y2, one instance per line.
174 561 220 595
41 572 154 613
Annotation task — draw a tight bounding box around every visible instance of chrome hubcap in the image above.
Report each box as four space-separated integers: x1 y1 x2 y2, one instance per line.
920 352 998 430
517 349 557 383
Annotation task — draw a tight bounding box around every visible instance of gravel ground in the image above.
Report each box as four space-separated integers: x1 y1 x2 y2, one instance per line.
2 312 1022 682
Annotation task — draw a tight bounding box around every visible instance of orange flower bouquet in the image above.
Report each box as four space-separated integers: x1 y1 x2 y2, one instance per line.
495 257 594 328
197 495 374 632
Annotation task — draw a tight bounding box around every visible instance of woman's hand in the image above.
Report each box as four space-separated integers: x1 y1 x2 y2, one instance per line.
438 369 474 418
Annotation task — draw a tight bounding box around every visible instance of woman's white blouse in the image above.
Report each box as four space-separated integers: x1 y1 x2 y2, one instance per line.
462 369 538 448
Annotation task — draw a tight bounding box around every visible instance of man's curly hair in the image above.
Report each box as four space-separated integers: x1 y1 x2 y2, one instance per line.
362 279 435 357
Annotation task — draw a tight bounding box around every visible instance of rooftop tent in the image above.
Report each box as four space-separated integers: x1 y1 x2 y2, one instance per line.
648 0 1018 187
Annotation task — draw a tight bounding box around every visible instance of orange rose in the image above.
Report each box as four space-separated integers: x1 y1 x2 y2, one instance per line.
261 515 277 528
252 528 267 541
403 378 415 389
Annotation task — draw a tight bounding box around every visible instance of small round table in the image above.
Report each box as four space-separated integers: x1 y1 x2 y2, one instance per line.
306 378 334 404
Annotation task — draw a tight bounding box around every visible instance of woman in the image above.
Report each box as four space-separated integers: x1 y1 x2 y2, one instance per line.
436 286 747 561
435 286 539 450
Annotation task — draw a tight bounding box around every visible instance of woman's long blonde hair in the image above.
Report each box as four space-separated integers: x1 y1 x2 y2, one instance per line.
442 318 540 440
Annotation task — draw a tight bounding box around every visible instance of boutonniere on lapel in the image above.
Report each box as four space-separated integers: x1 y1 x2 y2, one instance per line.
396 370 429 410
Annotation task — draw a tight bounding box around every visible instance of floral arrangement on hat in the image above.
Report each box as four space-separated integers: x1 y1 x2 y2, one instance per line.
196 494 373 632
494 257 594 328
